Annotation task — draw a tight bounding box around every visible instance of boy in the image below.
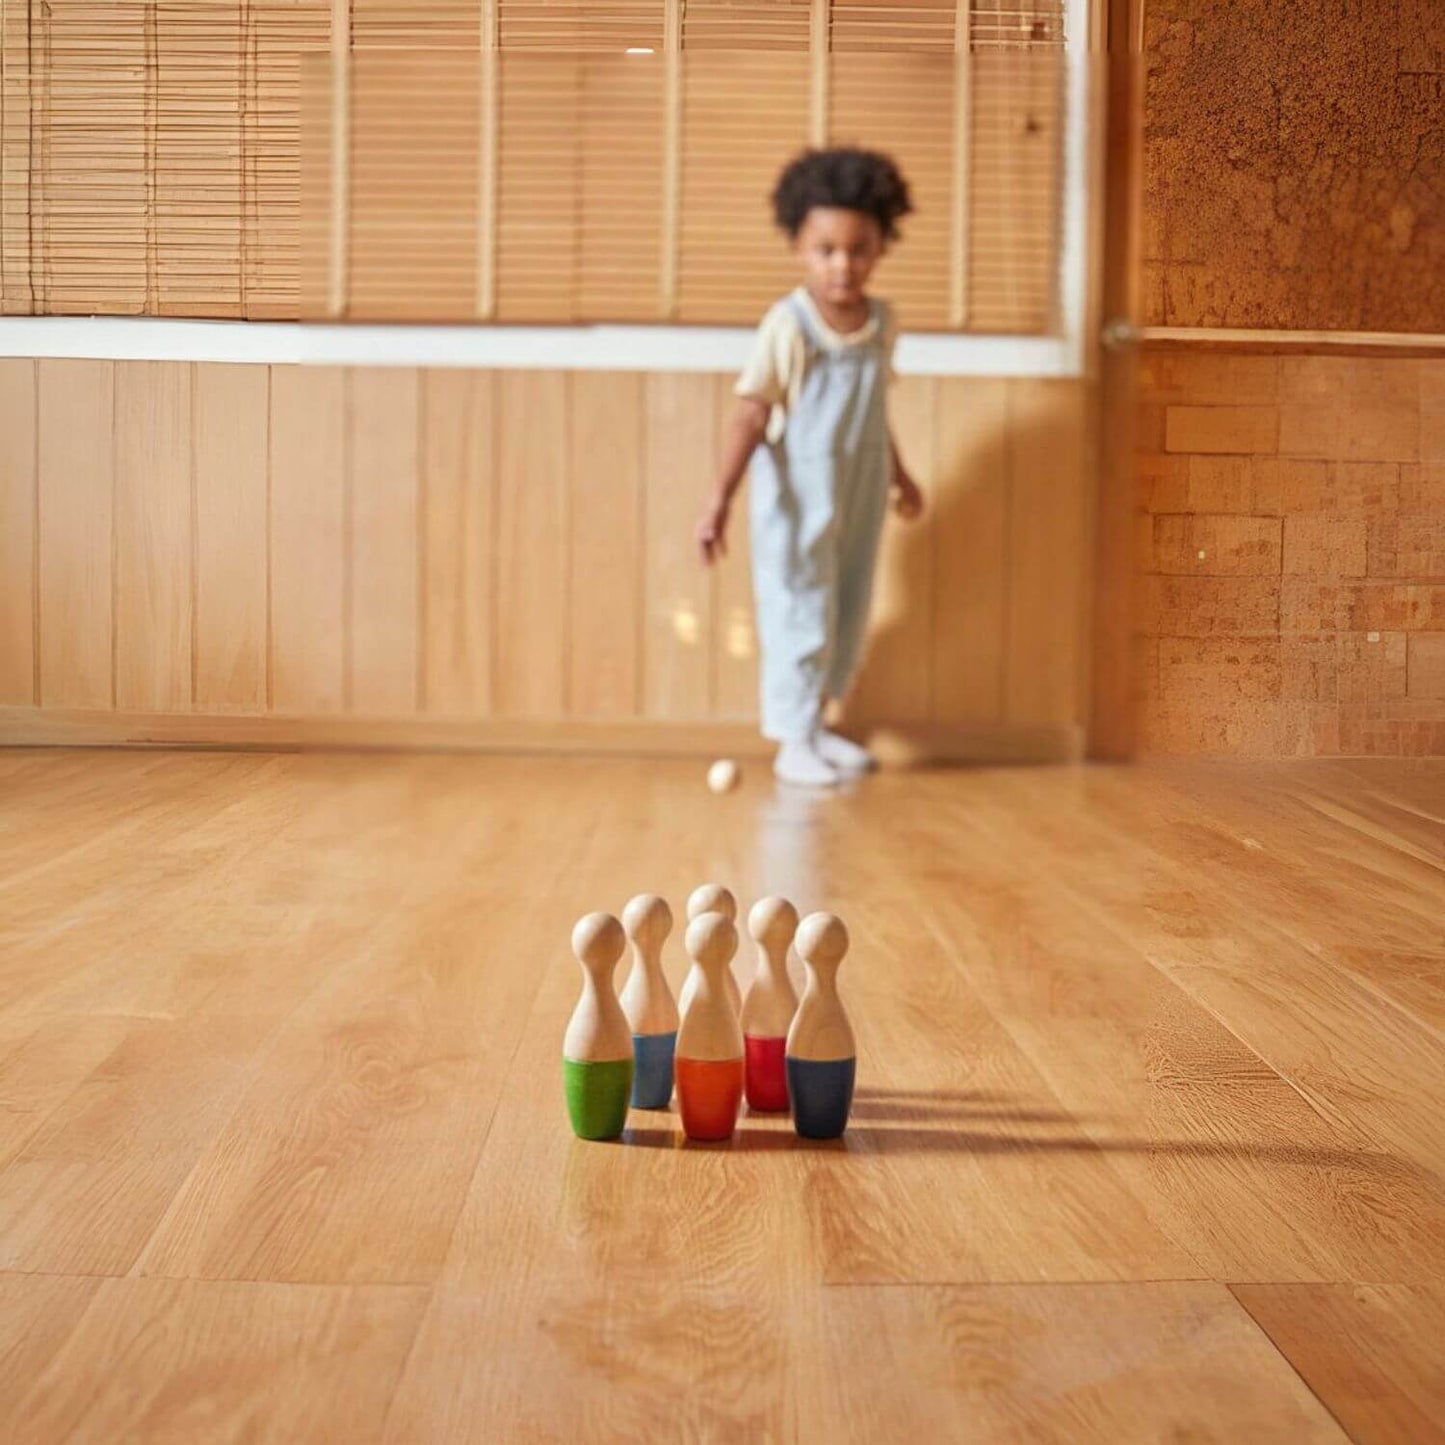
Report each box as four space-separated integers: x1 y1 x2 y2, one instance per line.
696 147 924 787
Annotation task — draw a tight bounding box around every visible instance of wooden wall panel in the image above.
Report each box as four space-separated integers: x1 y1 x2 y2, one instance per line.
850 374 936 725
493 370 568 716
643 372 717 718
0 359 36 703
568 372 643 718
114 362 193 712
932 375 1007 722
1005 378 1088 726
711 374 757 720
7 361 1093 759
420 370 494 716
269 366 346 712
349 369 420 714
36 360 114 709
194 363 269 712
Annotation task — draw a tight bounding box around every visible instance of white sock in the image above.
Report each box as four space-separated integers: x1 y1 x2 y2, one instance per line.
774 737 839 788
815 727 876 774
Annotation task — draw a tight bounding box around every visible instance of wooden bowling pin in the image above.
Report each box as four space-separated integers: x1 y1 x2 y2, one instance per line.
675 911 745 1141
619 893 679 1110
562 912 634 1141
678 883 742 1016
786 913 856 1140
740 896 799 1112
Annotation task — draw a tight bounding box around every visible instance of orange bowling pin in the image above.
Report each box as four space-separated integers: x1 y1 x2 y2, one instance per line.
675 911 745 1142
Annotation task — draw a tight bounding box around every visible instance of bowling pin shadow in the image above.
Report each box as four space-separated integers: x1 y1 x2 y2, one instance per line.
832 1131 1419 1172
852 1086 1009 1099
618 1125 803 1152
616 1122 1418 1174
848 1101 1077 1124
618 1124 688 1150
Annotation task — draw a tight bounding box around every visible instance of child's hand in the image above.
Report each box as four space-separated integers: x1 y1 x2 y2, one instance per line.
697 497 731 564
892 472 924 520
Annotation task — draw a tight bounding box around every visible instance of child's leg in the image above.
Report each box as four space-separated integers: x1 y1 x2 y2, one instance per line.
823 446 890 703
750 452 838 744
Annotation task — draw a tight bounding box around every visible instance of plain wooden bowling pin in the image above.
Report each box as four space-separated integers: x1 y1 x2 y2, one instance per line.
786 913 856 1140
678 883 742 1016
740 896 799 1112
619 893 679 1110
562 912 634 1141
675 912 745 1141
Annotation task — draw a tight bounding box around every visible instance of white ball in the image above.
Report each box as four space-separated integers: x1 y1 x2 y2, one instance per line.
707 758 740 794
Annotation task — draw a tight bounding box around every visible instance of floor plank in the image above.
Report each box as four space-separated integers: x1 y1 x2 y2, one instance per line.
10 1278 427 1445
811 1282 1347 1443
1234 1283 1445 1445
0 1274 103 1441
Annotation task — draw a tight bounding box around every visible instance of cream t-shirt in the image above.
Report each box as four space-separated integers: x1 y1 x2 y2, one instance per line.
735 289 898 444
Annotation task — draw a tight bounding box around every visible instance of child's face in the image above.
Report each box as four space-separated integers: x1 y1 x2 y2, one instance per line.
793 208 885 309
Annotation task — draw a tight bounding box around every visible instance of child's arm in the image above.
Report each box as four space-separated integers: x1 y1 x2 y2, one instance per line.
697 396 771 564
889 431 924 520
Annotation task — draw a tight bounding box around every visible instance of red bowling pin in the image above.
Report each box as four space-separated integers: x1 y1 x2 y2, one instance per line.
740 896 799 1112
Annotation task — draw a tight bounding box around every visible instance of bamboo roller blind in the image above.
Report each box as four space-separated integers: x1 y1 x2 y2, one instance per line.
2 0 1066 330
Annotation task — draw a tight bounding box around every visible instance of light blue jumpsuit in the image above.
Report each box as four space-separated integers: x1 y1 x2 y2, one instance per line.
748 292 891 742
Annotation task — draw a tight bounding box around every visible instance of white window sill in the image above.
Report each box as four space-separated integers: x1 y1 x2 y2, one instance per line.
0 317 1085 378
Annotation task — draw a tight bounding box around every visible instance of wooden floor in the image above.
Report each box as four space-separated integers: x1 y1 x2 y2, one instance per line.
1 750 1443 1443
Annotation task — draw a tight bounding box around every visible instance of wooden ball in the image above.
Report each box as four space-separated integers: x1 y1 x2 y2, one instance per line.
707 758 741 794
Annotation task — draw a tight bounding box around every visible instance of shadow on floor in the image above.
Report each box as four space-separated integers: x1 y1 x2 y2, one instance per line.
612 1120 1417 1171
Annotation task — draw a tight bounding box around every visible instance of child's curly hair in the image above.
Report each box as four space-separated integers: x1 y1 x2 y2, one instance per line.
771 147 914 242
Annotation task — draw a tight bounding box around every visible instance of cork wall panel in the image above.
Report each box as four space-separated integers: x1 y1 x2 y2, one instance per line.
1141 1 1445 332
1137 350 1445 757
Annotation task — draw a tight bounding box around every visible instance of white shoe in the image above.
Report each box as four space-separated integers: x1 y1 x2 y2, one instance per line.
774 738 839 788
815 728 876 775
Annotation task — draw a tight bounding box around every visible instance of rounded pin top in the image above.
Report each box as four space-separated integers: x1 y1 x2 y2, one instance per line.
685 910 738 969
572 911 625 971
687 883 736 922
796 912 848 970
622 893 672 950
748 895 798 949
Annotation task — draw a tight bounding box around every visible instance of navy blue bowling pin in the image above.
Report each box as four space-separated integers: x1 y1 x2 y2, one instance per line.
619 894 679 1109
786 913 856 1140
